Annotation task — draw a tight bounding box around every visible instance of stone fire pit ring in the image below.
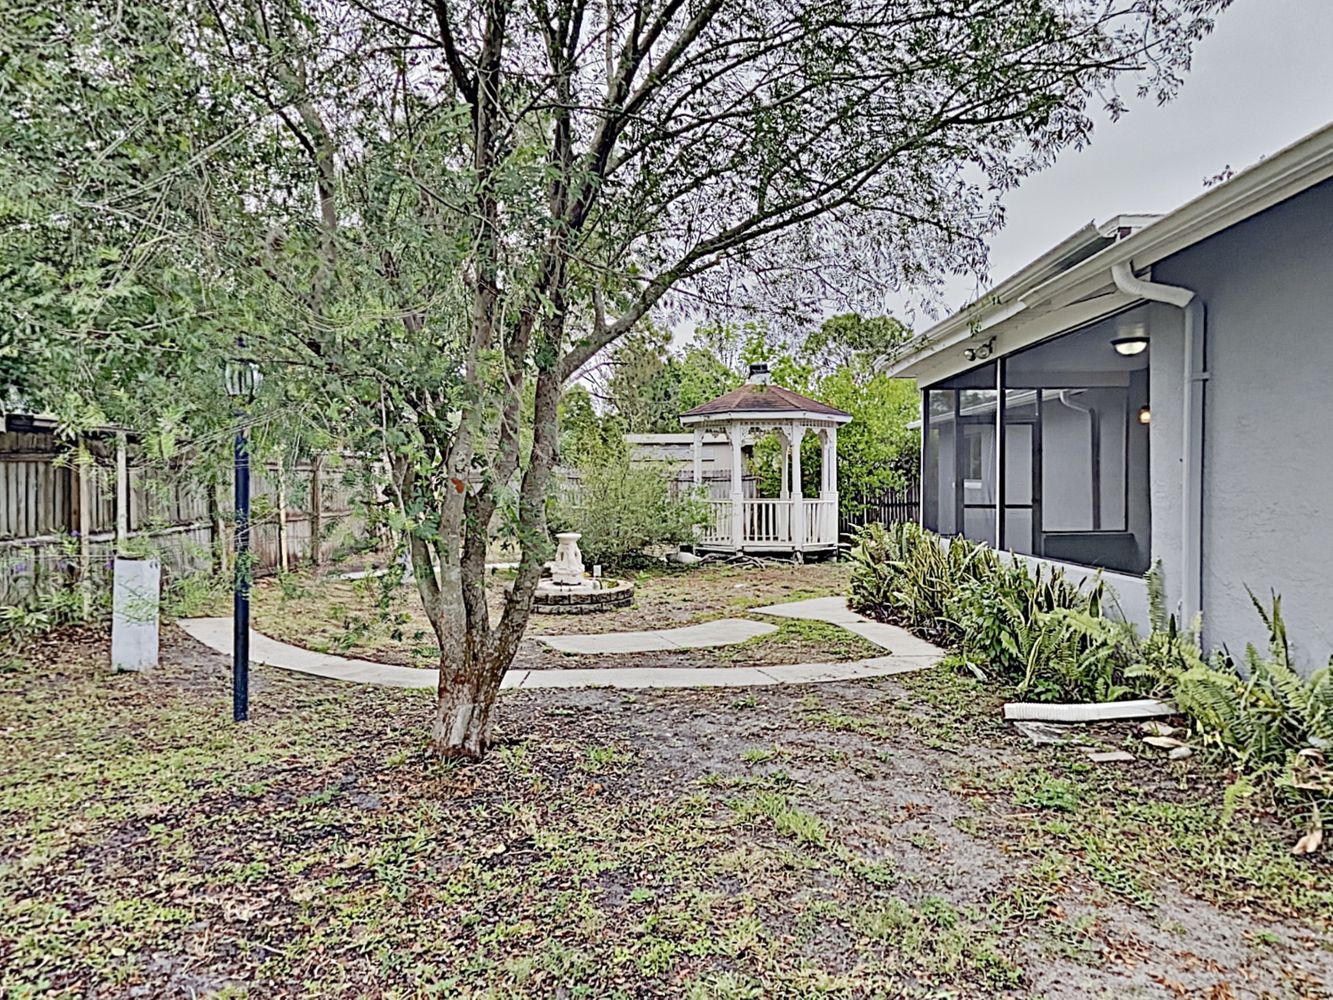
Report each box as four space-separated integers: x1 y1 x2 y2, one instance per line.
530 578 635 615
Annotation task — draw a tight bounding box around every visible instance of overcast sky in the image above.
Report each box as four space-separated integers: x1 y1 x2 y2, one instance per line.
892 0 1333 328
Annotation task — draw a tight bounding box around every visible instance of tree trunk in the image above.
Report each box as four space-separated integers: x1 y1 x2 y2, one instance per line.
432 649 502 759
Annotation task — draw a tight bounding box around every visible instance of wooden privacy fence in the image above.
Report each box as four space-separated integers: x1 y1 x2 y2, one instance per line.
556 467 757 501
0 424 371 608
838 483 921 539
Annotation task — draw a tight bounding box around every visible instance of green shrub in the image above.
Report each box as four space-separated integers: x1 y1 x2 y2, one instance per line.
1130 572 1332 837
850 523 1128 700
0 581 95 656
550 459 713 570
850 521 1002 633
855 529 1333 838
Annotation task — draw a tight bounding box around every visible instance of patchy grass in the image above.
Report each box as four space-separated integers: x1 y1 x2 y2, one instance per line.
197 562 866 672
711 619 883 666
1 629 1329 998
219 561 852 669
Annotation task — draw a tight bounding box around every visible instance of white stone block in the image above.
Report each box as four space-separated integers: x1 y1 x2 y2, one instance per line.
111 557 160 671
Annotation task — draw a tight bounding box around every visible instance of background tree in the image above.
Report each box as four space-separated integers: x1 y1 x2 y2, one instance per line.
12 0 1232 758
804 314 914 374
600 325 680 433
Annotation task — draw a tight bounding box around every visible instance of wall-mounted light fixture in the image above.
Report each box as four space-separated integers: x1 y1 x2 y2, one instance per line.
1138 406 1152 425
1111 335 1149 356
963 337 995 363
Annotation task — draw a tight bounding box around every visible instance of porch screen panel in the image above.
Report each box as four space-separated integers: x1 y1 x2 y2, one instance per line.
922 389 955 534
1001 390 1036 554
958 388 998 547
921 362 997 542
1001 307 1151 574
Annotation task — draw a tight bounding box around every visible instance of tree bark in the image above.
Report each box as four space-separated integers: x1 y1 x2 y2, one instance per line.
432 647 503 759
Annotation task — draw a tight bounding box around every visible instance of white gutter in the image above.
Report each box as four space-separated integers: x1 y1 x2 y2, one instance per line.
1110 261 1207 631
977 298 1028 332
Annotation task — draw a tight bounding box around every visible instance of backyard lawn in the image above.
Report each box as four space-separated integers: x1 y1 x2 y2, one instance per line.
3 563 1331 998
226 560 879 671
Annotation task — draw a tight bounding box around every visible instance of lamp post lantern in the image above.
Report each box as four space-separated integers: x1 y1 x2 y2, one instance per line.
224 357 262 722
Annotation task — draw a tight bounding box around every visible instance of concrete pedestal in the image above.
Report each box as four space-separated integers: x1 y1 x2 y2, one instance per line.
111 557 160 671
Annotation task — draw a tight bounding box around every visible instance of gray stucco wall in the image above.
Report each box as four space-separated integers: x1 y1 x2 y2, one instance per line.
1153 177 1333 674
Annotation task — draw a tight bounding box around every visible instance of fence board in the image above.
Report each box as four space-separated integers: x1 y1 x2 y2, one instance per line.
839 483 921 538
1 427 375 607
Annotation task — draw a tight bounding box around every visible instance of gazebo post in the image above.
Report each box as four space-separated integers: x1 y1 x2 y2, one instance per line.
790 425 805 551
691 427 703 487
820 427 838 547
729 424 744 549
779 432 790 499
827 427 839 499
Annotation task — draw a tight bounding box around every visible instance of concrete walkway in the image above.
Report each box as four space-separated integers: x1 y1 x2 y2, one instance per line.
177 594 944 691
749 596 944 657
535 618 775 654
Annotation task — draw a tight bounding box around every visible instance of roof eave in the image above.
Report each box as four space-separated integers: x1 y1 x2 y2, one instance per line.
890 120 1333 379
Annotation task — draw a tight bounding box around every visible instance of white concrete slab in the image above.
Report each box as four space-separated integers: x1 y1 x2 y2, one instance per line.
178 617 438 689
840 621 942 656
756 657 916 684
535 618 776 654
517 666 777 689
747 596 948 661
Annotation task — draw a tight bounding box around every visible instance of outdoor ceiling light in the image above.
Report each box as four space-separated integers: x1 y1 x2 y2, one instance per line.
1111 335 1149 357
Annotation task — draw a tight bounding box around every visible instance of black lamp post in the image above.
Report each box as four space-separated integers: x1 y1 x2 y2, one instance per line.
224 357 262 722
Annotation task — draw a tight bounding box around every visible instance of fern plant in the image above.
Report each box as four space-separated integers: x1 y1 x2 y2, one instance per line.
1137 577 1333 838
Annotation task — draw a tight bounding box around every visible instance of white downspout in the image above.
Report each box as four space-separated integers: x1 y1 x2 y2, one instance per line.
1110 260 1207 629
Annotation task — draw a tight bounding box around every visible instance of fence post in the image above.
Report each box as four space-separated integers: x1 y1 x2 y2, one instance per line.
309 456 323 568
75 440 93 617
276 456 290 573
115 432 129 554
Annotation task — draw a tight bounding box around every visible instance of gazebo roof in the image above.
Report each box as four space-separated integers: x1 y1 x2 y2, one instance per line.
680 382 851 424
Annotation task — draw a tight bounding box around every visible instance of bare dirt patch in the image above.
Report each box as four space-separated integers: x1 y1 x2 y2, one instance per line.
2 625 1328 998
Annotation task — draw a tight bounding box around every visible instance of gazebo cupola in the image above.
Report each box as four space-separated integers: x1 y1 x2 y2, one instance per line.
680 363 852 554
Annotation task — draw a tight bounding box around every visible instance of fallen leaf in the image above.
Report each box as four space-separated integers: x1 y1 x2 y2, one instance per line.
1143 736 1186 749
1292 828 1323 855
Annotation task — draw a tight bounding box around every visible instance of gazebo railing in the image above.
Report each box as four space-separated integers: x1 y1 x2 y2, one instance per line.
699 499 732 546
697 496 839 549
802 498 837 546
744 498 791 543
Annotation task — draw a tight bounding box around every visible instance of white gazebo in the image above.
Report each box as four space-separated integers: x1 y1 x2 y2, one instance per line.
680 363 852 555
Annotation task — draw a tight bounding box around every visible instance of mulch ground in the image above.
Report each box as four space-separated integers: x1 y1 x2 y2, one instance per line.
2 624 1330 999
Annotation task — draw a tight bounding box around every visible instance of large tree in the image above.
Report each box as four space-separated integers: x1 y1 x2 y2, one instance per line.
11 0 1230 758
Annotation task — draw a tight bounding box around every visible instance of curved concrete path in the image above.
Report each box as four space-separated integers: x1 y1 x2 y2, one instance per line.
177 597 943 691
535 618 775 654
748 596 945 657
